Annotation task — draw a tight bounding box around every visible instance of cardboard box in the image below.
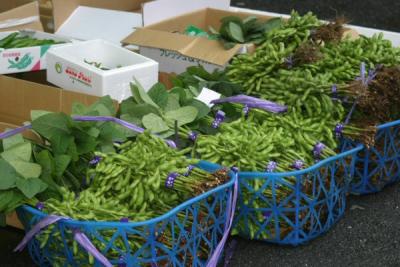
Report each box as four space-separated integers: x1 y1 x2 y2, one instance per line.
0 30 71 74
0 1 43 32
46 39 158 101
0 73 100 126
122 8 274 75
51 0 149 44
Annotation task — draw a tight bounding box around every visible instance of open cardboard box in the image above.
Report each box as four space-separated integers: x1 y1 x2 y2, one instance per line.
122 8 275 75
0 1 43 32
123 7 359 80
46 39 158 101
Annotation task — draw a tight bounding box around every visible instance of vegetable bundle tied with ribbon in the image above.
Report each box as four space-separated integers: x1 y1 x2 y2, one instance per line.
4 108 234 266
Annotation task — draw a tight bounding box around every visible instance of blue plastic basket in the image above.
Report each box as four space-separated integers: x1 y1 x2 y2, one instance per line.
231 145 363 245
16 161 235 267
340 120 400 195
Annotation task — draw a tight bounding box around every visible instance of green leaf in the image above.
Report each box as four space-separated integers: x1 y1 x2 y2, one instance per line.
0 159 18 190
165 106 198 126
187 99 211 119
0 190 24 214
142 114 169 133
263 18 283 33
8 160 41 179
228 22 245 43
32 112 72 140
120 114 142 126
54 155 71 178
220 16 243 25
2 133 24 151
1 142 32 162
89 96 116 116
31 110 51 121
0 213 5 227
120 102 160 120
71 102 88 116
164 94 181 112
208 26 219 35
50 133 74 155
16 177 47 199
243 16 258 25
130 80 159 108
71 127 98 155
148 83 168 108
157 129 175 138
223 41 237 50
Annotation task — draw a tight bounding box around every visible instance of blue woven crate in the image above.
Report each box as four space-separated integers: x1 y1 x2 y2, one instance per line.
340 120 400 195
231 146 363 245
16 161 235 267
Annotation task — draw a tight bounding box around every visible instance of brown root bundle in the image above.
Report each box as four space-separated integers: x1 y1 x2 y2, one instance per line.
285 42 323 68
195 168 231 195
311 16 349 43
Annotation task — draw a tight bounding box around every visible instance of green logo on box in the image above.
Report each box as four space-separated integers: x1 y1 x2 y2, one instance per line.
55 62 62 74
8 53 33 70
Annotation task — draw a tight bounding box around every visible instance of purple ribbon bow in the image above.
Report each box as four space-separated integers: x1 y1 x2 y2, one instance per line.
210 95 287 114
14 215 113 267
212 110 226 129
206 168 239 267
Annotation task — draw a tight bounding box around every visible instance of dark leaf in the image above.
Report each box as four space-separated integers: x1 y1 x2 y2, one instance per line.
148 83 169 108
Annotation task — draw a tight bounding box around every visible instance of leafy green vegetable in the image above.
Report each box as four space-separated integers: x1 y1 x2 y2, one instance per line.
142 113 169 133
16 177 47 199
211 15 283 49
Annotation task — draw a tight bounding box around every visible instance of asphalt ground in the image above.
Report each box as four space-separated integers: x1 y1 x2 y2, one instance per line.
1 2 400 267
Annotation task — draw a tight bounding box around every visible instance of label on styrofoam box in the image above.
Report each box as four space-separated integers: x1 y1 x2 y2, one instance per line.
139 46 225 74
196 87 221 107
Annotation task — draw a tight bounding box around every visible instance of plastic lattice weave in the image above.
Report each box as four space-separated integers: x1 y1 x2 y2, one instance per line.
340 120 400 195
232 146 362 245
16 162 235 267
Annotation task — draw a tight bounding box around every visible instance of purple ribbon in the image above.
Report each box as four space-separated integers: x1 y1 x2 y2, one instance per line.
14 215 113 267
89 155 102 166
0 124 32 140
14 215 67 252
211 95 287 114
206 169 239 267
292 160 304 170
72 116 177 149
73 229 113 267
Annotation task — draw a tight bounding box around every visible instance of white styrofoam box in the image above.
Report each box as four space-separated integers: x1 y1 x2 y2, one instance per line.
0 30 71 74
46 39 158 102
56 6 143 45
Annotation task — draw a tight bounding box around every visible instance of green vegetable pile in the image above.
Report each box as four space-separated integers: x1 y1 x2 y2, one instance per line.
0 32 65 49
36 131 230 265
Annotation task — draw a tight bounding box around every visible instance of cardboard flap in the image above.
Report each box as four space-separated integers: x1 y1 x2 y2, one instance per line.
0 74 99 125
123 28 242 66
55 6 142 44
52 0 80 31
142 0 230 26
52 0 149 31
0 2 43 32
